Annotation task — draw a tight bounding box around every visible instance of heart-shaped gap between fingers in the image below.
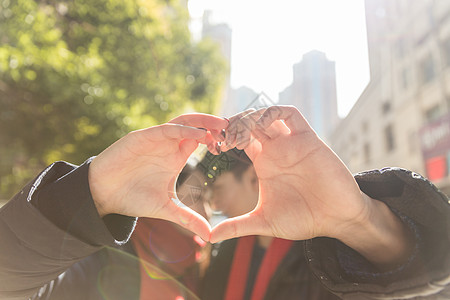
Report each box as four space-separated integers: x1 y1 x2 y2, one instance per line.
174 146 257 231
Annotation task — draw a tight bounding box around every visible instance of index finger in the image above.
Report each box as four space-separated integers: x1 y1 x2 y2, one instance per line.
169 113 229 131
136 123 208 141
257 105 312 134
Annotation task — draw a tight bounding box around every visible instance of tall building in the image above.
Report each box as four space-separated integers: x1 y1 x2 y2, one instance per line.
330 0 450 195
221 86 258 117
202 11 232 64
279 50 339 141
200 12 262 117
201 11 233 116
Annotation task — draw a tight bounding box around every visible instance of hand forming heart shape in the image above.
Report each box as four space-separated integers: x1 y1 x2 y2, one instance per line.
89 113 228 242
209 106 367 244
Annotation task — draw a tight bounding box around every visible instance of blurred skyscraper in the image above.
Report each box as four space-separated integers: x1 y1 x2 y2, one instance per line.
202 11 232 64
331 0 450 195
227 86 259 115
201 11 234 116
200 11 261 117
279 50 339 141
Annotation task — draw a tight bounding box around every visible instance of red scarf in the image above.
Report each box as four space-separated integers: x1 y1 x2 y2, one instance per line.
131 218 205 300
224 236 293 300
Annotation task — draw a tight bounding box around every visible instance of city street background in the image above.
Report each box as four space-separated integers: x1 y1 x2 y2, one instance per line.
1 0 449 201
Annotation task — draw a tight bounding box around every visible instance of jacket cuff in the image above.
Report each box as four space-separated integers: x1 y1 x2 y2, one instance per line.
31 159 136 246
305 167 450 298
335 210 421 281
0 178 102 262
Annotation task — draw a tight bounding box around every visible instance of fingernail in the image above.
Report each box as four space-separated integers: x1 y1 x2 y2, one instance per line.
215 130 225 142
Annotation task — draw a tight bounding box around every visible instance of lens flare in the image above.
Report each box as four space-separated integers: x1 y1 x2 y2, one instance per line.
96 247 200 300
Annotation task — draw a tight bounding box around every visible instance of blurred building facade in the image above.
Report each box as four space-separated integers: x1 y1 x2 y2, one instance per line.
225 86 259 116
330 0 450 195
279 50 339 141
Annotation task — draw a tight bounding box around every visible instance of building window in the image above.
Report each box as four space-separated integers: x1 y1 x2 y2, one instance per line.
362 121 369 133
426 4 435 27
363 142 371 163
396 38 405 58
408 131 417 154
382 101 391 114
425 104 441 121
384 124 395 152
420 54 436 84
401 67 409 89
444 36 450 66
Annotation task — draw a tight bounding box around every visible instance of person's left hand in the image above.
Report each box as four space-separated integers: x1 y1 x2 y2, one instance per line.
89 113 228 242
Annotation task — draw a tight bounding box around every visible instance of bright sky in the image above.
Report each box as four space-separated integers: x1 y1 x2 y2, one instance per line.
188 0 370 117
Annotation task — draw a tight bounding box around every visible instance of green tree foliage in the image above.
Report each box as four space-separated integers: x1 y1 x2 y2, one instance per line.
0 0 227 198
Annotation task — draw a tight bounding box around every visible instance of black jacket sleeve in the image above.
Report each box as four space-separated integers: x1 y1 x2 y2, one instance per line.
305 167 450 299
0 159 137 300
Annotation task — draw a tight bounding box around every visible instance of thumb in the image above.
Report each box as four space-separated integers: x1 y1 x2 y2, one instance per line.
210 211 269 243
163 202 212 242
179 138 199 158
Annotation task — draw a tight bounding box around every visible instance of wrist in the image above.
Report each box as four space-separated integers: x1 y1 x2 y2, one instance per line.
88 158 109 218
335 193 415 271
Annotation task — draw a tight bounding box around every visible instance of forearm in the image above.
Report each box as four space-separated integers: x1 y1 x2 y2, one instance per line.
0 161 136 299
32 159 136 245
304 168 450 299
335 193 415 271
0 166 102 299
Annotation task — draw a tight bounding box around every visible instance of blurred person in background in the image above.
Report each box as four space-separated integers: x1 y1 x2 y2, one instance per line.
199 148 343 299
130 163 210 299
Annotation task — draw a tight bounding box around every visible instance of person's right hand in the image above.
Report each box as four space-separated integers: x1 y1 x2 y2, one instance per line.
88 114 228 242
213 106 414 269
215 106 365 242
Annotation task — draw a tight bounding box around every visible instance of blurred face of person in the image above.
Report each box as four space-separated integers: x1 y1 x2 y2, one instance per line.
209 166 259 218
